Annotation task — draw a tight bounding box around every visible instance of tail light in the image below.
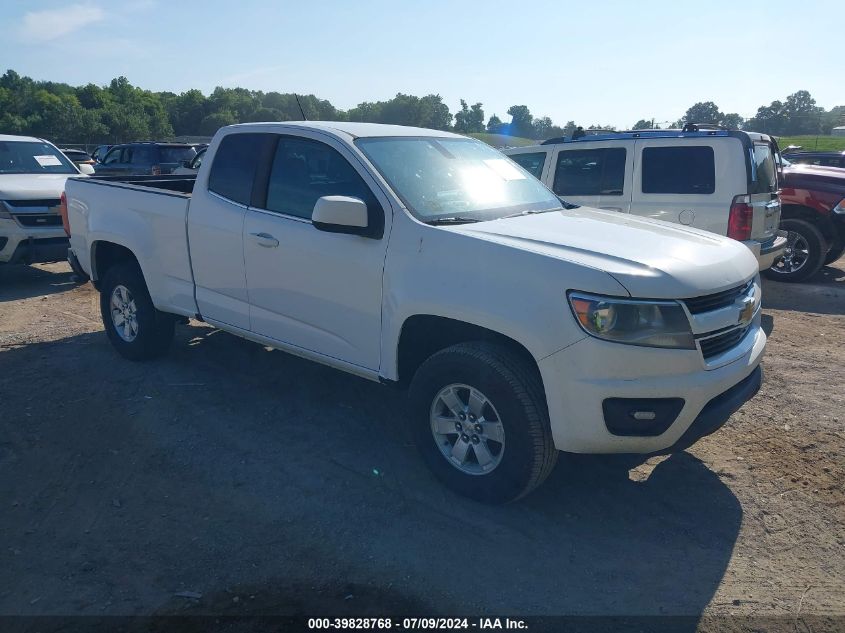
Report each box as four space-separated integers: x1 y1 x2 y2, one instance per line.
151 165 162 176
60 192 70 236
728 195 753 241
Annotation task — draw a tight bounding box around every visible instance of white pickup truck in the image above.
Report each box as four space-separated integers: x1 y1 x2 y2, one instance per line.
66 122 766 503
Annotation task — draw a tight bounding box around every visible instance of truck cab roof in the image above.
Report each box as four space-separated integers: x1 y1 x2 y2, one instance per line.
223 121 464 141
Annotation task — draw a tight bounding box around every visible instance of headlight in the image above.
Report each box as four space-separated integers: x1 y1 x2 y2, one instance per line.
568 292 695 349
833 198 845 215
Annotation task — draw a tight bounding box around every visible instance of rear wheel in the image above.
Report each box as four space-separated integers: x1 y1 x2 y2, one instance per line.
408 342 557 503
99 262 174 361
763 219 826 283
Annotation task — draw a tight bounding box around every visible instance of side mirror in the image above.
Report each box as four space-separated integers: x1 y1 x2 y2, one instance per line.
312 196 368 234
78 163 95 175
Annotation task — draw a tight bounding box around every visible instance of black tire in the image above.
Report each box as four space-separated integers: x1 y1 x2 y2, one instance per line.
99 261 174 361
763 219 827 283
408 342 557 503
823 237 845 266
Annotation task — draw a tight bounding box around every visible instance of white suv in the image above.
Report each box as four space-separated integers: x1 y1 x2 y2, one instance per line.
504 127 787 270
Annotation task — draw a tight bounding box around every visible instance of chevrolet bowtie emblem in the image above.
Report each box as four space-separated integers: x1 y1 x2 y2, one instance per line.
738 295 756 325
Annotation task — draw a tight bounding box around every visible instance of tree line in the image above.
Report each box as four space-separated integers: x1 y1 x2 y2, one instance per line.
0 69 842 146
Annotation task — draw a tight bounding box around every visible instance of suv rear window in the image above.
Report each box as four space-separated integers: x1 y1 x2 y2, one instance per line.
642 146 715 194
160 146 197 164
208 134 272 206
749 143 777 194
509 152 546 179
553 148 626 196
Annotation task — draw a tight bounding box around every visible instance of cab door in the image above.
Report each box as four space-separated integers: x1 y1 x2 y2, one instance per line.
547 141 633 212
188 133 274 331
242 132 391 371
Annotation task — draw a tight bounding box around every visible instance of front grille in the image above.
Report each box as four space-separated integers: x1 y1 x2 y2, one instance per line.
4 198 61 208
683 281 752 314
699 325 751 360
14 214 63 227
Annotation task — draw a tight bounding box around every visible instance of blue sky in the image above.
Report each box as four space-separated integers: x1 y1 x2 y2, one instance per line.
2 0 842 128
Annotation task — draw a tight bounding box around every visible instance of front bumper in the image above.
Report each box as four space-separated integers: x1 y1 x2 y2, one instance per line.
538 317 766 454
0 219 69 265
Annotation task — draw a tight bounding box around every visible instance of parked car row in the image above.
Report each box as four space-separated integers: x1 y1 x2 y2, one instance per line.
503 127 787 272
504 128 845 281
63 121 768 502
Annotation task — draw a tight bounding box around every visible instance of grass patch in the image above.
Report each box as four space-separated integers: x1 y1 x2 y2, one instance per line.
467 132 537 148
777 135 845 152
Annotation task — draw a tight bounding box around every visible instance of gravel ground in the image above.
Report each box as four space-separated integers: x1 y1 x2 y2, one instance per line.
0 261 843 628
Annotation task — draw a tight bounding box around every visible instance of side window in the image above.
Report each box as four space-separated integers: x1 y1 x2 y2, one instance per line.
103 148 123 164
509 152 546 179
642 146 715 194
265 137 376 220
132 146 155 165
208 133 270 206
553 148 626 196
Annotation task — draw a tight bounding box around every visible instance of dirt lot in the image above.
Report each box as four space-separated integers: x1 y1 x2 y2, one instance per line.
0 261 843 626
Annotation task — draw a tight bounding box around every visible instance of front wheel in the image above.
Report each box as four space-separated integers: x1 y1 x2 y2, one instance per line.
763 219 827 283
408 342 557 503
99 262 174 361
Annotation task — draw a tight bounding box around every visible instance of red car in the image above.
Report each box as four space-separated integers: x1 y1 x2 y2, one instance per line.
764 161 845 282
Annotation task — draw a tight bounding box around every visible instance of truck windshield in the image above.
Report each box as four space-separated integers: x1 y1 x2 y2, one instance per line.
0 141 77 175
750 143 778 194
356 137 562 222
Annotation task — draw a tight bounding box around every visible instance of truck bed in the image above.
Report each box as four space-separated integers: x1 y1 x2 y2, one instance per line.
65 174 198 317
83 174 196 195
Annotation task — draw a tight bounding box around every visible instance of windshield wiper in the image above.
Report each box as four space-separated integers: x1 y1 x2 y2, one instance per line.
500 208 557 220
426 216 481 225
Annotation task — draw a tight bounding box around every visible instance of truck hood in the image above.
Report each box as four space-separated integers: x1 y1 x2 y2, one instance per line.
781 165 845 190
451 207 758 298
0 173 78 200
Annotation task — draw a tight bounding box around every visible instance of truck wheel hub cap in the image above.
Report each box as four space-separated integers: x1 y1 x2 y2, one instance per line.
430 384 505 476
110 285 139 342
772 231 809 274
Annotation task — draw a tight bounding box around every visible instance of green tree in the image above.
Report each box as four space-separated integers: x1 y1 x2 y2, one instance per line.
468 103 485 133
681 101 723 127
199 110 237 136
486 114 503 133
632 119 654 130
453 99 471 133
506 105 533 138
531 116 554 139
721 113 744 130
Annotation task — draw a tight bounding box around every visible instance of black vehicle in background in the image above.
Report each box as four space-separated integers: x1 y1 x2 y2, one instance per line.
94 142 197 176
782 151 845 169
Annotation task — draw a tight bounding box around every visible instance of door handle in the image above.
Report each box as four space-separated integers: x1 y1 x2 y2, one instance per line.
601 206 624 212
250 232 279 248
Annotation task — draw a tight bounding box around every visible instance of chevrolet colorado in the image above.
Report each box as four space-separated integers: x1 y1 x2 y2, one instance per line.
0 134 85 266
65 122 766 502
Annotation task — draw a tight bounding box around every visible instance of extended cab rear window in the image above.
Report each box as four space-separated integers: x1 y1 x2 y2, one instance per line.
553 148 626 196
208 134 271 206
642 146 715 194
509 152 546 179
